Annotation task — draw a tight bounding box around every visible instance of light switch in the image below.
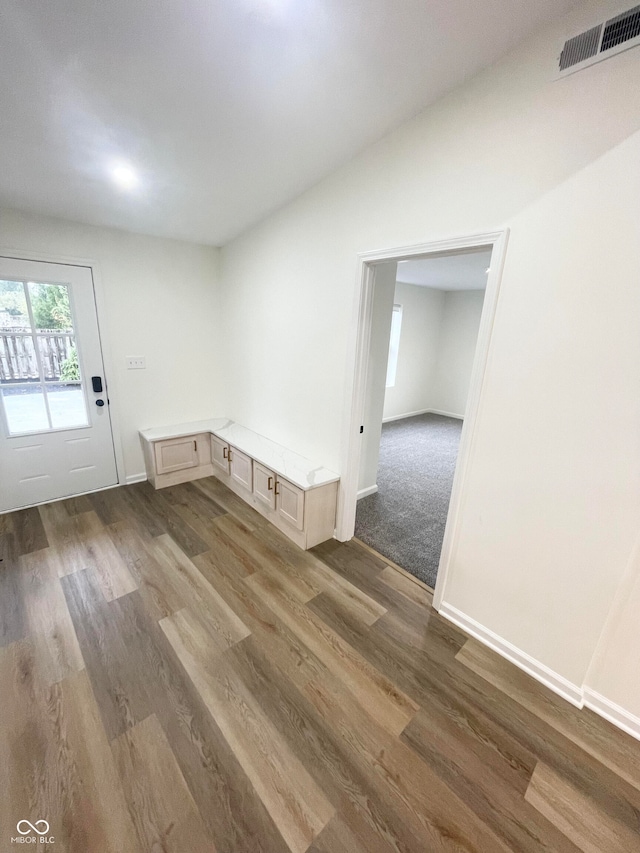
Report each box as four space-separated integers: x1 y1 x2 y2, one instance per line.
126 356 146 369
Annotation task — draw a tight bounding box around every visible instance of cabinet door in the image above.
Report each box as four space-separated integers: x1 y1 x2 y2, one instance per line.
155 436 199 475
211 435 230 475
276 477 305 530
230 446 253 491
253 461 276 510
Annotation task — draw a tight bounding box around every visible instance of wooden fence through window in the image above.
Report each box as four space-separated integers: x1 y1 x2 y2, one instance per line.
0 329 75 382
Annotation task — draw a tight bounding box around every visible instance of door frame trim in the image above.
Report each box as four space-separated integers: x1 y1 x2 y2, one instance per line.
0 246 125 488
336 229 509 611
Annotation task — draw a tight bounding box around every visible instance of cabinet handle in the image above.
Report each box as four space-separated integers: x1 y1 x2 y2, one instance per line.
267 476 273 491
194 440 197 451
223 446 228 459
228 449 233 461
274 480 280 496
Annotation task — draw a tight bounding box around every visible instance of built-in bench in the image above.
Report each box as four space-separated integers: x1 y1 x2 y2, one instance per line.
139 419 339 549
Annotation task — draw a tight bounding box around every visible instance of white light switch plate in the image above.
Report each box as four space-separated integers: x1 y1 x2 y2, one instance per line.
126 356 146 369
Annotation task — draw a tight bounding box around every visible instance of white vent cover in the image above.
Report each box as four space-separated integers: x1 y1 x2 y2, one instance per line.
558 5 640 77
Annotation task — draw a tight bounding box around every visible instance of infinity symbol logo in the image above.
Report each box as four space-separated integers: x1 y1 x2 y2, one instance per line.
16 820 50 836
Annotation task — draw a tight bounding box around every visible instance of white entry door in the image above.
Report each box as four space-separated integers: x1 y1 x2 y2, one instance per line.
0 257 118 512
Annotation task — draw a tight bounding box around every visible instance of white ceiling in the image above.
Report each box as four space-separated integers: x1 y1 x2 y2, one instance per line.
396 248 493 291
0 0 576 246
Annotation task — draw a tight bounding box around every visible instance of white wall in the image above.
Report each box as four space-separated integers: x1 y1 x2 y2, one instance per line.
585 531 640 722
382 282 444 421
431 290 485 418
443 131 640 686
382 285 484 422
0 207 222 480
218 0 640 709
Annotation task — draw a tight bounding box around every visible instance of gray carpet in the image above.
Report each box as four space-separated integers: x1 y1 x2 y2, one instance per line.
355 413 462 588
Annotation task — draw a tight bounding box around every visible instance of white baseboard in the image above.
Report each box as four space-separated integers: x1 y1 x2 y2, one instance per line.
382 408 431 423
125 473 147 485
439 603 640 741
428 408 464 420
438 602 584 708
583 687 640 742
382 407 463 423
357 484 378 499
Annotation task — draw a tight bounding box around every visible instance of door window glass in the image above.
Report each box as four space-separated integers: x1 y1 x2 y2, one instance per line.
0 280 89 434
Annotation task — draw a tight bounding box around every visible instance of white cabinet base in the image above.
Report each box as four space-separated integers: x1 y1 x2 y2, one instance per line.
211 434 231 476
214 467 337 550
154 436 199 475
230 446 253 491
140 420 339 549
253 461 276 510
142 433 213 489
276 477 304 531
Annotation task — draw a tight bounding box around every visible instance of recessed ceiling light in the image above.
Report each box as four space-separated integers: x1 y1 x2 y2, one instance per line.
110 162 139 191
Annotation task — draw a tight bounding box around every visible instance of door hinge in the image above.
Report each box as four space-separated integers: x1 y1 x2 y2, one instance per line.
360 425 364 434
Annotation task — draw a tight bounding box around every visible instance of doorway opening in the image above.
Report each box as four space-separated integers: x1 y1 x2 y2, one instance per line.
338 231 508 607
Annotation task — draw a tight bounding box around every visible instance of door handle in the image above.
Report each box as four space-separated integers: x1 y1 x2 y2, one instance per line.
92 376 103 393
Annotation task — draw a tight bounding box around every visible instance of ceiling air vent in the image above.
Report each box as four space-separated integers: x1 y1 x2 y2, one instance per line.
557 5 640 77
601 5 640 51
559 25 602 71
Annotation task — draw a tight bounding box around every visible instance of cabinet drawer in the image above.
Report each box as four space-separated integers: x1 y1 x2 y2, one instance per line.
230 445 253 491
154 435 200 475
211 435 230 475
253 461 276 510
276 477 305 530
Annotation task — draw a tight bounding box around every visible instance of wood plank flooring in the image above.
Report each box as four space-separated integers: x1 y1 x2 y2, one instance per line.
1 477 640 852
